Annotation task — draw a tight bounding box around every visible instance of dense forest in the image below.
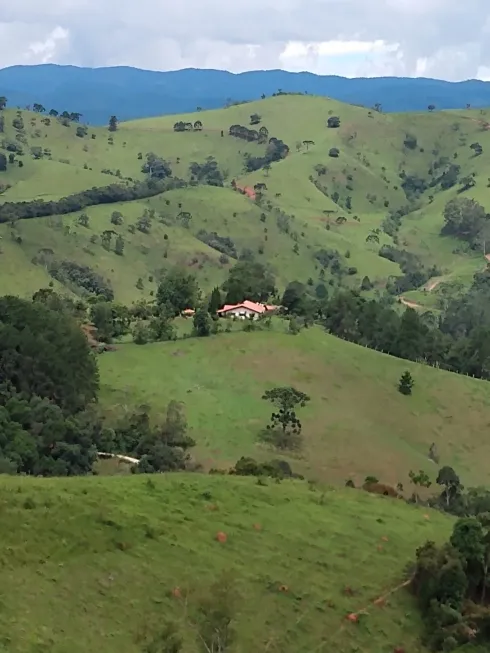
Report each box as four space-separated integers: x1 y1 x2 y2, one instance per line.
0 295 196 475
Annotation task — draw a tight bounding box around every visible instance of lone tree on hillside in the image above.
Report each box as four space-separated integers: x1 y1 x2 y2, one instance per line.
428 104 436 112
0 96 7 110
409 469 432 502
108 115 118 132
327 116 341 128
470 141 483 156
261 387 310 450
436 466 462 508
398 370 414 395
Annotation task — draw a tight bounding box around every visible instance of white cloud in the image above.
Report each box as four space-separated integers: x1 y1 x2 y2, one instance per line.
26 26 69 63
0 0 490 79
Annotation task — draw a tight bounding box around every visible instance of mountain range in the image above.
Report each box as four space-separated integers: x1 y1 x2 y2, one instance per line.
1 64 490 124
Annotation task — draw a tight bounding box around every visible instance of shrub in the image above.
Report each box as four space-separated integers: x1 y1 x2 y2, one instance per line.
329 148 340 158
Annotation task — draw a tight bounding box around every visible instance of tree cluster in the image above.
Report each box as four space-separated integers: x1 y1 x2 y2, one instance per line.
0 177 185 223
0 296 100 475
442 197 490 250
189 157 224 186
244 137 290 172
321 288 490 381
413 516 490 650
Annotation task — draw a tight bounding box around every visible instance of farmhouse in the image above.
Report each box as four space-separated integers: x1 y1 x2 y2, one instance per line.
217 300 278 320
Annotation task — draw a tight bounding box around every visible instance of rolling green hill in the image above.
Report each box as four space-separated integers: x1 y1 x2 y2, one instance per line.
0 472 454 653
2 96 490 303
99 326 490 489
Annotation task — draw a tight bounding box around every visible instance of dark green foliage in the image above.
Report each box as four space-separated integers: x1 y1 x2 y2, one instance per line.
329 148 340 158
193 308 212 337
49 260 114 300
108 115 118 132
412 516 490 650
0 296 98 413
442 197 489 249
156 268 200 317
261 387 310 450
208 287 222 315
76 125 88 138
399 371 414 395
0 152 6 171
114 235 124 256
189 157 224 186
403 133 418 149
0 177 186 224
223 260 276 304
231 456 295 479
0 392 100 476
379 245 438 294
227 125 289 172
281 281 307 315
116 402 195 473
360 275 373 291
436 467 463 512
141 153 172 179
110 211 123 225
197 230 237 258
327 116 340 128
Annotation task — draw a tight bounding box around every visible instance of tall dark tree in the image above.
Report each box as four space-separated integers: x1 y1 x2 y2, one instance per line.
0 96 7 110
156 268 200 317
262 387 310 442
108 115 118 132
223 260 276 304
208 287 222 315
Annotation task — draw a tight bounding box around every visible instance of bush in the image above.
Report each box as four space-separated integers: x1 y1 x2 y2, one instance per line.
329 148 340 158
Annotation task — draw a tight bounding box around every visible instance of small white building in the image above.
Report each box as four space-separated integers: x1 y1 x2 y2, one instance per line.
217 300 278 320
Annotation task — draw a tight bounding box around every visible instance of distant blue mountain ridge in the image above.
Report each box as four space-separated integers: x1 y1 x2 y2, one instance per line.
1 64 489 125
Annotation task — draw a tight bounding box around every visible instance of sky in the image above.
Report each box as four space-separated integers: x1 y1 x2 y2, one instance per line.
1 0 490 80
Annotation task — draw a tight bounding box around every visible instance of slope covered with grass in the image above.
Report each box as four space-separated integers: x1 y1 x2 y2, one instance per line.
2 97 490 302
0 472 453 653
99 326 490 488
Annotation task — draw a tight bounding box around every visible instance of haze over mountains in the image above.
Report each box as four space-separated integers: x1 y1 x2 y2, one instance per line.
2 64 490 124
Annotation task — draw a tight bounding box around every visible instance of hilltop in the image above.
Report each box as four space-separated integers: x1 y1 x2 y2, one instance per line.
0 472 454 653
3 64 490 122
2 94 490 304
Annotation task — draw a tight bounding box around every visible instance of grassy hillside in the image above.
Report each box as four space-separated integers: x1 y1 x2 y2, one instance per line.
0 472 453 653
99 326 490 488
2 97 490 303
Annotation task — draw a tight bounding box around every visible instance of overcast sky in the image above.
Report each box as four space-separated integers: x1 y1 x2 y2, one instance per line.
1 0 490 80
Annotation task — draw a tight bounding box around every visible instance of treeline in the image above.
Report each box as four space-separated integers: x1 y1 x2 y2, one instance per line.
282 267 490 382
0 177 186 223
322 289 490 380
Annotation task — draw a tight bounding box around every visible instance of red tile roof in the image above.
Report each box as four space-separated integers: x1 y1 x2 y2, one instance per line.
217 301 278 315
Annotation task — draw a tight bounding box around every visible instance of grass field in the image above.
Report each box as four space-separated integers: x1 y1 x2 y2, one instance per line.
2 96 490 302
0 472 455 653
99 326 490 489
